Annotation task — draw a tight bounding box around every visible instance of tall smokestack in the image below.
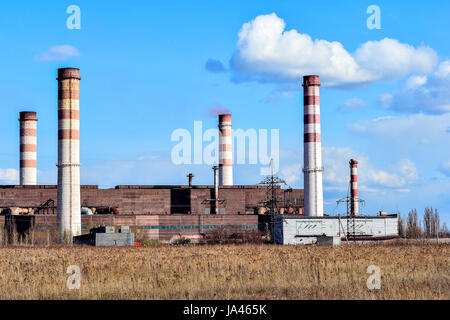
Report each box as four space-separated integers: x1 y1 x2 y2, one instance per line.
213 166 219 214
57 68 81 242
302 75 324 217
218 114 233 186
19 112 37 185
350 159 359 216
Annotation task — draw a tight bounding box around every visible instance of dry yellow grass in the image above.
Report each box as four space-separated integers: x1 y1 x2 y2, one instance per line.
0 244 448 300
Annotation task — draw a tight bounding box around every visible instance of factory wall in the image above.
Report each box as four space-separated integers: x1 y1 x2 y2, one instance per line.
3 214 259 243
0 185 304 215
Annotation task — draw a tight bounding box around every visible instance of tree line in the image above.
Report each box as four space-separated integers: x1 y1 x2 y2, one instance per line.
398 207 450 239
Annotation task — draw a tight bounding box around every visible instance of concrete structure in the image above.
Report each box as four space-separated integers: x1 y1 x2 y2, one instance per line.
57 68 81 241
218 114 233 186
350 159 359 216
19 112 37 185
271 215 399 245
73 225 135 246
302 75 324 217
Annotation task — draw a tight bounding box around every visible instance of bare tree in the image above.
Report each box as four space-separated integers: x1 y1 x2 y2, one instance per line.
407 209 422 239
424 207 432 238
433 208 440 238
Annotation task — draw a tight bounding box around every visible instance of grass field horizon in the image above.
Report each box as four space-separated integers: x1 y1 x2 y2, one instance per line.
0 244 448 300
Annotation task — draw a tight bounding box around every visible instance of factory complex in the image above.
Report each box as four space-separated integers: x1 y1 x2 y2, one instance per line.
0 68 399 245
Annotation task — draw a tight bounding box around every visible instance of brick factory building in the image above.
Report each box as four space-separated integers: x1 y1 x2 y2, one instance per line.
0 184 304 243
0 185 304 216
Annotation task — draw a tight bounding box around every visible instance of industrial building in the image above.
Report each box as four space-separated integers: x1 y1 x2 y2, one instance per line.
268 215 399 245
0 69 398 244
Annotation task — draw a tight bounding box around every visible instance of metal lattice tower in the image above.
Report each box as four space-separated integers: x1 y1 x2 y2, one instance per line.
258 159 287 242
336 180 365 241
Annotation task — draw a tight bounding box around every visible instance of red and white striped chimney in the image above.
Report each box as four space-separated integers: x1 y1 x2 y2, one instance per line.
218 114 233 186
350 159 359 216
19 111 37 185
302 75 324 217
57 68 81 242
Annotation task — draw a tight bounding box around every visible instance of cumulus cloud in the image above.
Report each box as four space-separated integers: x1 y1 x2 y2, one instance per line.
280 163 300 185
380 60 450 114
338 97 365 111
205 59 227 73
35 45 80 62
353 39 436 81
228 13 437 87
0 168 19 184
350 113 450 143
322 147 418 192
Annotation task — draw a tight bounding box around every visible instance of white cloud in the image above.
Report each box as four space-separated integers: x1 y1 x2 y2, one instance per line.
380 60 450 114
280 164 300 185
404 75 427 89
339 97 365 111
229 13 437 87
350 113 450 143
398 159 419 181
35 45 80 62
354 39 436 81
0 168 19 184
322 147 418 191
435 60 450 78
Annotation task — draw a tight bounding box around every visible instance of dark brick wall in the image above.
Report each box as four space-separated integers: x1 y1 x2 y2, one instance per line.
0 185 303 215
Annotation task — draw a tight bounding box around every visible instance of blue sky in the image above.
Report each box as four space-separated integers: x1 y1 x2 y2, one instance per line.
0 1 449 224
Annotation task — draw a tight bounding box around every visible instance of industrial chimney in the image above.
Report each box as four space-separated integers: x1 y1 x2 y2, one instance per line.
212 166 219 214
57 68 81 242
187 173 194 187
302 75 324 217
218 114 233 186
19 111 37 185
350 159 359 216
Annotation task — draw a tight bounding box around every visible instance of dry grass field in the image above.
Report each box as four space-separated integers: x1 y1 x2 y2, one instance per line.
0 244 448 300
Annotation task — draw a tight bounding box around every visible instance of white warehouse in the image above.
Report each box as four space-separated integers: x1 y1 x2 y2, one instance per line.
272 214 399 245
